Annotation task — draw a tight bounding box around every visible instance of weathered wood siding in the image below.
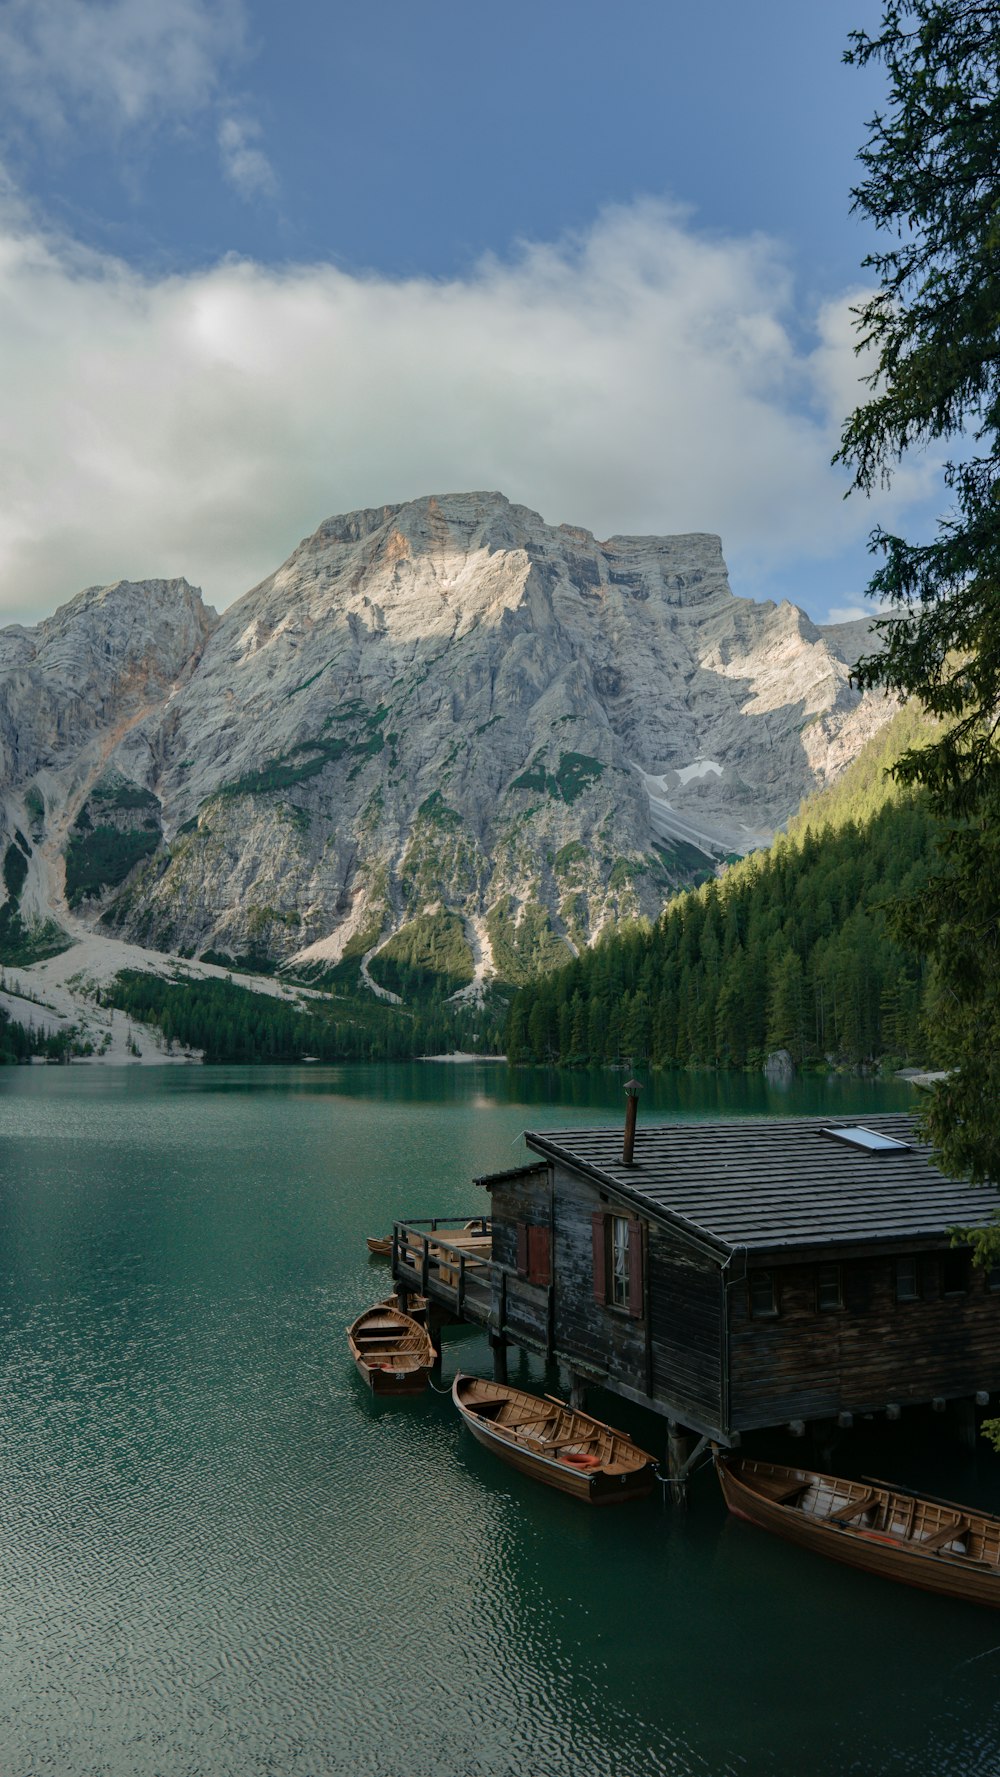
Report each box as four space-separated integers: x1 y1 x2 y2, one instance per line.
728 1252 1000 1430
549 1164 648 1383
648 1229 724 1429
486 1164 728 1429
499 1276 551 1353
486 1167 549 1273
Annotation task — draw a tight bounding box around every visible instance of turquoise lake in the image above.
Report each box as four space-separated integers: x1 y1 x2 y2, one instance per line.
0 1061 998 1777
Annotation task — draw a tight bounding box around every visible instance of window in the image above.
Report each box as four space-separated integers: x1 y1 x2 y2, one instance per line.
611 1216 630 1308
817 1263 843 1311
895 1256 919 1302
591 1210 644 1318
749 1269 778 1318
821 1126 911 1153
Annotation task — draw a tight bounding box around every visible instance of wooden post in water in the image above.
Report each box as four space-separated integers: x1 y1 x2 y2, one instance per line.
667 1419 690 1508
428 1305 444 1374
393 1226 409 1317
490 1333 508 1384
569 1373 587 1411
810 1419 838 1470
955 1396 977 1451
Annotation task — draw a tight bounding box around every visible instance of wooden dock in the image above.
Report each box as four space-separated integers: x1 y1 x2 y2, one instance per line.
392 1220 552 1365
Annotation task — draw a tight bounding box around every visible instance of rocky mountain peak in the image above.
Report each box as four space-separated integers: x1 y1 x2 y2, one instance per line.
0 495 897 999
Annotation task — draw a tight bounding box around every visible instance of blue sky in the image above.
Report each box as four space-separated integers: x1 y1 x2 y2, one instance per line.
0 0 943 625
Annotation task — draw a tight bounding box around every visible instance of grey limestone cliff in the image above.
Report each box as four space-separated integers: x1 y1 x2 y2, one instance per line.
0 493 895 993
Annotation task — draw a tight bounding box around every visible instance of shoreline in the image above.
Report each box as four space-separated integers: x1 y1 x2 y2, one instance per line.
419 1051 508 1063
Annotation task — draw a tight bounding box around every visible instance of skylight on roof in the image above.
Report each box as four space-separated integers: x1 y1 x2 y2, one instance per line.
822 1126 911 1153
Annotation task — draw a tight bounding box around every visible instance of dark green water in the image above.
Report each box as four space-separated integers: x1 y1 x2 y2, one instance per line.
0 1062 998 1777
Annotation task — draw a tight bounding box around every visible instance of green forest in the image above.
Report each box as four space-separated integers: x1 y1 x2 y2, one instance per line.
99 970 508 1064
505 719 942 1073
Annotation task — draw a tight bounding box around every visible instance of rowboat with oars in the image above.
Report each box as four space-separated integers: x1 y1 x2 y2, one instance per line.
451 1373 656 1504
347 1304 435 1395
716 1452 1000 1608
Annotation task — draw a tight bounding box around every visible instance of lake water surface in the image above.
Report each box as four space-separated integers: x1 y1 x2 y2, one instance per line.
0 1063 998 1777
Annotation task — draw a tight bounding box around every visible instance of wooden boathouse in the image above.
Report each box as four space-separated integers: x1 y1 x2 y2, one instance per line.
391 1111 1000 1488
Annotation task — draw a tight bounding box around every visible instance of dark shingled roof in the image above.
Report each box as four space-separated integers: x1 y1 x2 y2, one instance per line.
524 1114 1000 1255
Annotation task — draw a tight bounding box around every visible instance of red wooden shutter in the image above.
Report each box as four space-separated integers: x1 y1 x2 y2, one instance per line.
528 1224 551 1285
591 1211 607 1303
627 1218 644 1318
516 1221 529 1278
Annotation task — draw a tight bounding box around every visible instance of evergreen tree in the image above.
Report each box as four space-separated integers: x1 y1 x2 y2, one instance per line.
839 0 1000 1189
766 948 808 1064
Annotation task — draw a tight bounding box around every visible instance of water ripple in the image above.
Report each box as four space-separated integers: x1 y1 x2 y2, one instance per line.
0 1067 994 1775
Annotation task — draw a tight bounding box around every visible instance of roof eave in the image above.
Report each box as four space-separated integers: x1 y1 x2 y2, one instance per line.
524 1131 733 1262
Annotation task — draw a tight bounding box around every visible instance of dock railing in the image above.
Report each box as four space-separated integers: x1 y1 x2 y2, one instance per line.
392 1219 552 1356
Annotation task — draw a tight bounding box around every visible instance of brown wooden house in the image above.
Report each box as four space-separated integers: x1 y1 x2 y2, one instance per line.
469 1113 1000 1450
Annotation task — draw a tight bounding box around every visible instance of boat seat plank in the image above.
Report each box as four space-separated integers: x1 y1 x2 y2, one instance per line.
918 1518 969 1553
768 1478 811 1504
824 1491 880 1525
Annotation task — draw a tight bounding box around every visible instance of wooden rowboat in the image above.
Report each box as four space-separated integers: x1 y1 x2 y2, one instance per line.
451 1373 656 1505
347 1305 435 1396
716 1452 1000 1608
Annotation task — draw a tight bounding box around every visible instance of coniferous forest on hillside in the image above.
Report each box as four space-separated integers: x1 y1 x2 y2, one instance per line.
97 970 510 1064
505 706 943 1072
505 798 936 1070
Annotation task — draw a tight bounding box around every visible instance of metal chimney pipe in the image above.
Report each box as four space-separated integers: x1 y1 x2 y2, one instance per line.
622 1078 641 1166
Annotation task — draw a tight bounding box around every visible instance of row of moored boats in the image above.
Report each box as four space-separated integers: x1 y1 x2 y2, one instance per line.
347 1300 656 1503
348 1292 1000 1607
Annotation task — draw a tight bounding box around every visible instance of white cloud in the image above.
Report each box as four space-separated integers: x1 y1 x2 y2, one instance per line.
0 0 246 135
0 0 273 200
0 193 945 624
217 114 276 200
827 604 877 625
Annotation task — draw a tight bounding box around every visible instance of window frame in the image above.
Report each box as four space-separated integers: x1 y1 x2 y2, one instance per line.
748 1268 779 1319
816 1262 843 1312
591 1209 645 1320
610 1214 630 1309
895 1255 919 1303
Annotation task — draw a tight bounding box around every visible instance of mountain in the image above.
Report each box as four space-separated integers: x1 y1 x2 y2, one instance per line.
0 491 896 997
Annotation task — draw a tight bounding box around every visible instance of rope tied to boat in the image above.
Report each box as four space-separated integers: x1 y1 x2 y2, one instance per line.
652 1443 716 1501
